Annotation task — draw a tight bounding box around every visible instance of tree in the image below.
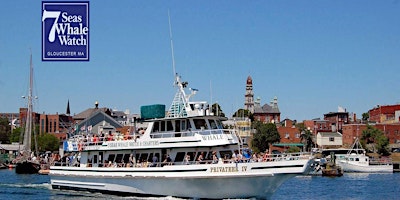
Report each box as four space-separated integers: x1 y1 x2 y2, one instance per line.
0 117 11 144
232 109 254 121
297 123 314 152
362 112 369 122
211 103 225 117
37 133 60 152
250 121 280 153
9 127 23 143
361 125 390 155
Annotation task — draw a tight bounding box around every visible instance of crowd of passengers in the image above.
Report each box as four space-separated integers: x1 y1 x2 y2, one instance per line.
55 148 300 168
71 128 146 146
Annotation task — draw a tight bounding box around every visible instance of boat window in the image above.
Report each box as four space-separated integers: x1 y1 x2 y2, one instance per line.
148 153 153 162
187 120 192 130
167 121 173 131
210 120 217 129
135 153 140 161
116 154 123 163
140 153 148 162
355 158 359 161
194 119 207 130
181 120 186 131
175 120 181 132
204 151 212 160
99 152 103 163
93 155 98 164
153 121 159 132
108 154 115 162
219 150 232 160
187 152 196 161
175 152 185 162
161 121 165 131
216 120 223 129
123 154 130 163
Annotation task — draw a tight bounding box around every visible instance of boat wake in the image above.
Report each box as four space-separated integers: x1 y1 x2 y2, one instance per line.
0 182 51 189
50 190 187 200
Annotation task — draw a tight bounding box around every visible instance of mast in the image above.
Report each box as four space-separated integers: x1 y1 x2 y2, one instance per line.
22 52 33 154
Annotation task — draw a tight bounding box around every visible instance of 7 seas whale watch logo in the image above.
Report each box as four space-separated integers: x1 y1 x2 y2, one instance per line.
42 1 89 61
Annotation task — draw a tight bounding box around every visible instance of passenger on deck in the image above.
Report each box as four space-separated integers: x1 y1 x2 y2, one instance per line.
212 151 218 164
184 154 190 165
129 154 136 167
152 155 158 167
197 152 204 164
163 154 172 165
237 150 243 163
231 150 238 163
263 149 271 161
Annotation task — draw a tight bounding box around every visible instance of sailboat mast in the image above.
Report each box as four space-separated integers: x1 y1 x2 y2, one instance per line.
23 52 33 153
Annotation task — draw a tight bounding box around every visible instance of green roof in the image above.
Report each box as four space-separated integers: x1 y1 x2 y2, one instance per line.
273 143 304 147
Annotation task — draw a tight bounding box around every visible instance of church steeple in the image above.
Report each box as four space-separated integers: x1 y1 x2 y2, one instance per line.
66 99 70 115
244 76 254 113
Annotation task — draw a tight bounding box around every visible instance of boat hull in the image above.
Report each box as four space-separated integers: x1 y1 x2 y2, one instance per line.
15 160 41 174
50 160 313 199
337 161 393 173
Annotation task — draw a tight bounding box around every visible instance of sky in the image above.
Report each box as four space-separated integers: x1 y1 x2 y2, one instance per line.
0 1 399 121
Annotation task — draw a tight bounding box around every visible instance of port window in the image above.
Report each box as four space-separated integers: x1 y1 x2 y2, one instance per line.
108 154 115 162
123 154 130 163
210 120 217 129
153 121 159 132
175 152 185 162
194 119 207 130
167 120 173 131
139 153 148 162
219 150 232 160
161 121 165 131
181 120 186 131
329 137 335 142
115 154 123 163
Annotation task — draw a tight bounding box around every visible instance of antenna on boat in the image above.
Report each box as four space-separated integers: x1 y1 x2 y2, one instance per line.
168 9 177 78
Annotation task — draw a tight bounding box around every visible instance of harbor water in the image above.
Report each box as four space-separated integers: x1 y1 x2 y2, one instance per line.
0 169 398 200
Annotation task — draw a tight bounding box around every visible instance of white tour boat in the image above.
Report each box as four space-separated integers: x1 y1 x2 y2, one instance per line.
335 138 393 173
49 74 314 199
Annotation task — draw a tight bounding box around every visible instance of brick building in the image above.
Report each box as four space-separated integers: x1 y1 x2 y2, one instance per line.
273 119 303 152
369 104 400 124
323 110 349 133
342 123 400 149
303 118 331 135
253 97 281 124
39 113 73 141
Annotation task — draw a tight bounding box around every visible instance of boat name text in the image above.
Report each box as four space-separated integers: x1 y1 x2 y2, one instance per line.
202 134 224 141
210 166 247 173
107 141 160 148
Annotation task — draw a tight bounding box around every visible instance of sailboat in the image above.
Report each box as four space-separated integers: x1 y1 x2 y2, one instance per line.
14 52 41 174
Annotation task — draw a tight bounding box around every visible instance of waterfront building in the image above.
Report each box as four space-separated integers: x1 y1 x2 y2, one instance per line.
303 118 331 135
274 119 303 152
369 104 400 124
316 132 343 149
323 106 349 133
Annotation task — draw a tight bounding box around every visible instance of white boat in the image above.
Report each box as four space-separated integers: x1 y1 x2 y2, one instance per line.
49 74 314 199
335 138 392 173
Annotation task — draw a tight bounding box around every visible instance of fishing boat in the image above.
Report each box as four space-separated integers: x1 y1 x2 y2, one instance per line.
14 53 41 174
335 138 393 173
49 73 314 199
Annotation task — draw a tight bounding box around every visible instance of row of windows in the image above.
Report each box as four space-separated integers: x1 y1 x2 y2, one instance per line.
152 118 223 133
